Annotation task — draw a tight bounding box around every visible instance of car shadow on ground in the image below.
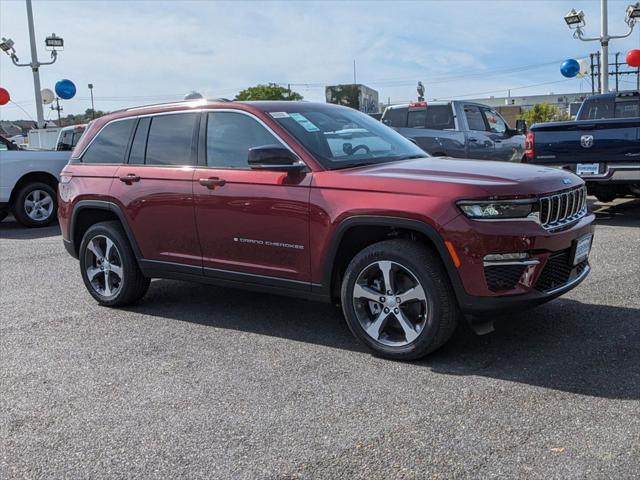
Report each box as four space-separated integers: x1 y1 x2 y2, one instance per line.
0 217 61 240
130 280 639 401
590 198 640 227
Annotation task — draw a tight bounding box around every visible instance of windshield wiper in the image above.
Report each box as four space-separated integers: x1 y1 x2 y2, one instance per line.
393 154 428 161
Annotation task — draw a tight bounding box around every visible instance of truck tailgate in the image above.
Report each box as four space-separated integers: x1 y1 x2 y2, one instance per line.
533 119 640 165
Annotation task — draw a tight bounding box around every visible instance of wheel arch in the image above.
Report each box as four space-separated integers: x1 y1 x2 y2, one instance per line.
9 171 59 206
70 200 142 260
320 216 465 304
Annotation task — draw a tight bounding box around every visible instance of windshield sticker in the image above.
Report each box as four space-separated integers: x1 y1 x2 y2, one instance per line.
269 112 290 119
289 113 320 132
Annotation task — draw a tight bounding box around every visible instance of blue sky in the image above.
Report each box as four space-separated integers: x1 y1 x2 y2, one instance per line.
1 0 639 120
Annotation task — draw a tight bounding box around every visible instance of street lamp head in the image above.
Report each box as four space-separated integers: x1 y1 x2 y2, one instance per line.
45 33 63 51
625 2 640 26
0 37 16 54
564 8 586 29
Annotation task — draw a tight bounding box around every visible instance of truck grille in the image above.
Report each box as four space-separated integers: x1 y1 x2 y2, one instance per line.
535 250 589 292
539 186 587 230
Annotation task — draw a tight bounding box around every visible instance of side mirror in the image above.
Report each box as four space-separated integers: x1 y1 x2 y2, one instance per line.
248 145 306 173
515 119 527 135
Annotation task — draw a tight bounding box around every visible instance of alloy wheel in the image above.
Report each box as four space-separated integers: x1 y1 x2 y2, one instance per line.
24 189 54 222
352 260 429 347
84 235 124 298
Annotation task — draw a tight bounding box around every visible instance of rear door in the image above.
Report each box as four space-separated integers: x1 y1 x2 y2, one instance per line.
193 110 311 286
462 105 494 159
110 112 202 268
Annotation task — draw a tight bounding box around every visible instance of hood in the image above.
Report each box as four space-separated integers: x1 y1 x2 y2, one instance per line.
318 157 582 198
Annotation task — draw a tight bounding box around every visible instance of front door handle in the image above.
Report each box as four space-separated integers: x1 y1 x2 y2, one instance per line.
119 174 140 185
199 177 226 189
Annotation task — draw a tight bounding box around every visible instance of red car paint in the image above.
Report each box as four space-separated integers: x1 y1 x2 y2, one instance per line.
59 100 595 313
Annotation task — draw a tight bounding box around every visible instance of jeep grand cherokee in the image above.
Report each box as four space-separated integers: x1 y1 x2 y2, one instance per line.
58 100 595 360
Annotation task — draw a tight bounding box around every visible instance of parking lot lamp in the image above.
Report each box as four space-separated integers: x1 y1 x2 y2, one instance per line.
564 1 638 93
0 0 63 128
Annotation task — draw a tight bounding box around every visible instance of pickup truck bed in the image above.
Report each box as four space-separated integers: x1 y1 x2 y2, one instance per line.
526 91 640 202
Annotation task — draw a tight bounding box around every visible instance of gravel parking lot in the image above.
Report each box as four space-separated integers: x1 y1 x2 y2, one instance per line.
1 199 639 479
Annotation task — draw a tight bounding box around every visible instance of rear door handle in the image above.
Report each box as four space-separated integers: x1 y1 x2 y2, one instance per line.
119 174 140 185
199 177 226 189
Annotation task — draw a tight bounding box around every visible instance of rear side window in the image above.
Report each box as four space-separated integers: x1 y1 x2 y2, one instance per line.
382 107 407 127
145 113 198 166
82 119 135 164
425 105 455 130
206 111 284 168
464 105 487 131
407 109 426 128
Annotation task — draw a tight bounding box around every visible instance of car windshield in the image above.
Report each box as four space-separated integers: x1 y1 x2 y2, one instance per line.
270 106 428 169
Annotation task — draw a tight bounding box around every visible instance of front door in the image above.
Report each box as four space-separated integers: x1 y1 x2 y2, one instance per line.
110 112 202 268
193 110 311 288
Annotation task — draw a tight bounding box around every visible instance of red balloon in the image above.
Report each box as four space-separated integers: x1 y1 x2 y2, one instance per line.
626 49 640 68
0 88 10 106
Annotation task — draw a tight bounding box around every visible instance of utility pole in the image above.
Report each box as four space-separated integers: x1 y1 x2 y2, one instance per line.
564 0 638 94
353 60 357 85
51 97 62 124
0 0 63 128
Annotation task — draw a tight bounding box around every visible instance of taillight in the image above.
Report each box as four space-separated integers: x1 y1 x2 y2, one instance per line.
524 131 535 162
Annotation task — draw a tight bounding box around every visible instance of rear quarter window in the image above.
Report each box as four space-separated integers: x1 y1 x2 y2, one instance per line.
81 119 135 164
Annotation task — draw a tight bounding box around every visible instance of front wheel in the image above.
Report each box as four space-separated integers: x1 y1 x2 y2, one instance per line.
79 221 150 307
341 239 459 360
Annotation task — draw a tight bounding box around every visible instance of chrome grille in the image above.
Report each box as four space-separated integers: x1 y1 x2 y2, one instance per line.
539 186 587 230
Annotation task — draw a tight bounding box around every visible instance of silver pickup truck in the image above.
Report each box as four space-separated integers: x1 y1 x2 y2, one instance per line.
0 138 71 227
381 101 526 162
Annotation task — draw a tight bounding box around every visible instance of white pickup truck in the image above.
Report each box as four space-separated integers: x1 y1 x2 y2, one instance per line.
0 137 71 227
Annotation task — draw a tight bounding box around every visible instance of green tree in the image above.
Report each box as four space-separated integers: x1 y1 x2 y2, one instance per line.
234 83 303 101
518 103 570 125
61 108 108 126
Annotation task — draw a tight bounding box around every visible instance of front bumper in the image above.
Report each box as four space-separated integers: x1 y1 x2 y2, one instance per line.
442 211 595 314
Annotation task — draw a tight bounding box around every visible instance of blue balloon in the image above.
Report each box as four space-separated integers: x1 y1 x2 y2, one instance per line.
560 59 580 78
55 79 76 99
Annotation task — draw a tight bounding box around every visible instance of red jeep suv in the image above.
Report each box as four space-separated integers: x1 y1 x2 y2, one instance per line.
58 100 595 359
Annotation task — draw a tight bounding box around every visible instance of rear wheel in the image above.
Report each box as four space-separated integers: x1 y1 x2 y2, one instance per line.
341 239 459 360
79 221 150 307
12 182 57 227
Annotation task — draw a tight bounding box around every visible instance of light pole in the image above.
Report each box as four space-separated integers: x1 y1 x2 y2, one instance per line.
564 1 640 93
88 83 95 119
0 0 63 128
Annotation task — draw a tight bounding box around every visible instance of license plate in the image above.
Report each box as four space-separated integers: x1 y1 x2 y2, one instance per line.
572 234 592 265
576 163 599 176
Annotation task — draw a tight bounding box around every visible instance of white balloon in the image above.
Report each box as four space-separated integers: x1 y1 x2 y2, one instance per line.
577 58 590 78
41 88 55 104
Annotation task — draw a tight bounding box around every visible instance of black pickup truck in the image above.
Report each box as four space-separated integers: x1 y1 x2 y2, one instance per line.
525 91 640 202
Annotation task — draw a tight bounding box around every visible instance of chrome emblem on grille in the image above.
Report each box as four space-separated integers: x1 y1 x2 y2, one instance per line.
580 135 594 148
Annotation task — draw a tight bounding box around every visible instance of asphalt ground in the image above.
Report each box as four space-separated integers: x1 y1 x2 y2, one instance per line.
1 198 639 479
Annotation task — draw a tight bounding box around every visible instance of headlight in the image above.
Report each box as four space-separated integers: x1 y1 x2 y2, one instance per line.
457 199 538 220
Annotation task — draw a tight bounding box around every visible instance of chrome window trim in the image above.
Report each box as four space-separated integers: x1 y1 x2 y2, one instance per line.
72 108 308 170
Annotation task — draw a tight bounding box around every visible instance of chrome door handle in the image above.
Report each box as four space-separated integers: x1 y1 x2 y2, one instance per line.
199 177 226 189
625 152 640 157
119 174 140 184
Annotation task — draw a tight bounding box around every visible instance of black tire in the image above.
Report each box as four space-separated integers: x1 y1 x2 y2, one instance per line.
341 239 459 360
12 181 58 227
79 221 150 307
595 194 617 203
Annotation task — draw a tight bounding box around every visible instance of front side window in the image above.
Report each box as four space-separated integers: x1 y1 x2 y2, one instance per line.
206 112 284 168
82 119 135 164
483 109 507 134
464 106 487 131
272 105 427 169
